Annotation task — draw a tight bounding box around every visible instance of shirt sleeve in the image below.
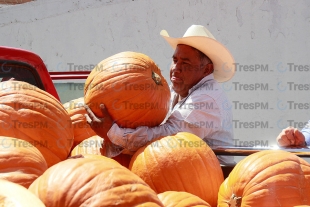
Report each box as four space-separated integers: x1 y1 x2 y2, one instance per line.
107 98 222 154
301 120 310 145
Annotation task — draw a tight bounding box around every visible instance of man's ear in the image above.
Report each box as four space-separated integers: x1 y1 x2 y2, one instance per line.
204 63 214 75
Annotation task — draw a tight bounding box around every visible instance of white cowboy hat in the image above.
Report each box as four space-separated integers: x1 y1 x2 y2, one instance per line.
160 25 235 82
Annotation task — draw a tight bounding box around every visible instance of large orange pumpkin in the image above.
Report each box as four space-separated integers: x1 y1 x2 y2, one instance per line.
129 132 223 207
0 81 74 166
0 136 48 188
300 156 310 202
63 97 96 148
0 179 46 206
218 150 310 207
70 135 132 168
70 135 104 156
158 191 211 207
84 51 170 129
29 156 164 207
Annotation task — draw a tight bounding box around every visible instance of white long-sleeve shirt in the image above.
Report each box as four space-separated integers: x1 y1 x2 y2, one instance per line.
107 74 235 164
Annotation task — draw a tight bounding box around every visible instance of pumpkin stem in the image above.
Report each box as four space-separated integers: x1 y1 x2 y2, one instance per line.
228 194 242 207
152 71 163 85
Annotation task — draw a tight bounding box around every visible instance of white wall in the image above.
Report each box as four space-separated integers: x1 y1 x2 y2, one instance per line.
1 0 310 151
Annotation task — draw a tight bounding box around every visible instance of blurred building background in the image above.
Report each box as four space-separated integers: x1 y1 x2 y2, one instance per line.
1 0 310 157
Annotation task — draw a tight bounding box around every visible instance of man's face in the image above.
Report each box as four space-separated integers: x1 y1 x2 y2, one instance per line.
170 44 210 98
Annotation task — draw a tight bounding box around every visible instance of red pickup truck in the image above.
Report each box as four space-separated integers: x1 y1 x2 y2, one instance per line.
0 46 89 102
1 46 310 178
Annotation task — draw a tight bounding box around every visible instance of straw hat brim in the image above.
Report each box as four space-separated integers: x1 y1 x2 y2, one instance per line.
160 30 235 82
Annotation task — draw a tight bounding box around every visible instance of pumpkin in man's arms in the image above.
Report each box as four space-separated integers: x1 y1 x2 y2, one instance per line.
84 51 171 130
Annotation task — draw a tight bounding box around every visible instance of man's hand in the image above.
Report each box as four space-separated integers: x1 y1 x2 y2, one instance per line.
84 104 114 143
276 126 306 147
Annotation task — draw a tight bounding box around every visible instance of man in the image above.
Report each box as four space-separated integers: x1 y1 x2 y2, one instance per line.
85 25 236 165
276 123 310 147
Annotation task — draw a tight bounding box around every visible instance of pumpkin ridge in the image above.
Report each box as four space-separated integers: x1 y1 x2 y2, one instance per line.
80 183 162 206
107 185 161 206
88 61 151 83
246 170 305 195
0 166 44 174
243 155 302 195
112 56 157 73
231 151 280 196
115 59 162 82
88 73 163 98
146 139 174 192
87 74 164 107
131 133 222 206
67 168 111 206
0 83 66 112
158 191 211 207
185 146 209 196
1 93 68 122
237 161 269 196
194 146 218 199
16 107 70 131
0 81 53 98
62 161 159 206
156 138 186 192
182 132 223 202
0 106 70 163
87 92 167 127
9 108 71 140
244 171 303 196
0 179 46 206
219 150 310 207
156 137 190 193
0 172 37 182
5 124 67 163
244 184 302 205
86 72 136 88
178 196 209 207
144 145 161 193
114 95 161 125
84 51 170 128
0 155 47 171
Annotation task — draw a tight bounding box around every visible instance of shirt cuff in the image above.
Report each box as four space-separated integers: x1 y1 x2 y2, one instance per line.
104 123 125 157
107 123 126 147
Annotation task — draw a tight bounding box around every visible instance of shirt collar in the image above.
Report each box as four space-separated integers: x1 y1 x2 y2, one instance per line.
188 73 215 94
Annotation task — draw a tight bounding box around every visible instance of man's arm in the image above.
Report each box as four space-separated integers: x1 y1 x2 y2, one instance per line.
84 104 125 157
107 113 182 153
85 102 221 152
85 95 225 155
84 104 114 143
107 101 224 153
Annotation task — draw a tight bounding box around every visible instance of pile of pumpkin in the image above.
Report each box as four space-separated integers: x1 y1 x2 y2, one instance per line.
1 52 310 207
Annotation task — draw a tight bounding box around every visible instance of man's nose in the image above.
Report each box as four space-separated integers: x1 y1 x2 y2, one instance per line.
170 63 181 72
